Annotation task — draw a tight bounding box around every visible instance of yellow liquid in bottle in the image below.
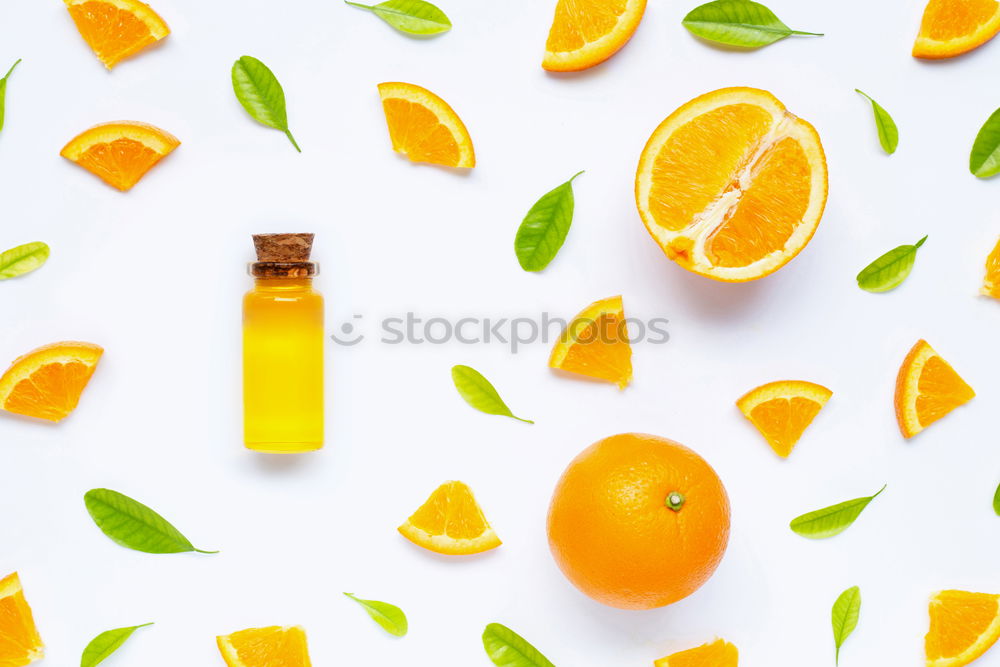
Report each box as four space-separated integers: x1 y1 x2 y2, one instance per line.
243 278 324 452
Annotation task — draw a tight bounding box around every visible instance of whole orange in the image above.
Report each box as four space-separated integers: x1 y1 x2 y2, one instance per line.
547 433 731 610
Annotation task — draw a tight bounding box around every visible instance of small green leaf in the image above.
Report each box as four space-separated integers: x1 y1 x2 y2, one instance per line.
344 593 408 637
993 481 1000 516
856 236 927 293
855 90 898 154
84 488 217 554
970 106 1000 178
345 0 451 35
682 0 821 48
0 59 21 133
482 623 555 667
832 586 861 665
790 485 885 539
81 623 153 667
451 365 533 424
0 242 49 280
514 171 583 272
231 56 301 152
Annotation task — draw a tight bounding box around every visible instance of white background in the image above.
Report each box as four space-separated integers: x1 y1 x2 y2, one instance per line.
1 1 999 665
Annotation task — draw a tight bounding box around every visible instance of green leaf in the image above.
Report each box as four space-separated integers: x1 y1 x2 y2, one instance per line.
231 56 301 152
345 0 451 35
344 593 408 637
831 586 861 665
993 481 1000 516
790 485 885 539
482 623 555 667
81 623 153 667
682 0 821 48
0 59 21 133
451 365 533 424
84 488 217 554
0 242 49 280
514 171 583 272
970 106 1000 178
856 236 927 293
855 90 898 154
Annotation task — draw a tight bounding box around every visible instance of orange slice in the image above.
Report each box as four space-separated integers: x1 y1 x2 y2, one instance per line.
377 82 475 168
398 481 501 555
981 237 1000 299
736 380 832 458
0 572 45 666
926 590 1000 667
61 121 180 191
217 626 311 667
654 639 738 667
64 0 170 69
913 0 1000 59
0 342 103 422
895 339 975 439
549 295 632 389
542 0 647 72
635 87 828 282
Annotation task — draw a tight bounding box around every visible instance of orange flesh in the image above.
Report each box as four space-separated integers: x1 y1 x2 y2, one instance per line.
218 626 311 667
381 99 461 166
67 2 159 68
919 0 999 41
74 138 165 191
655 639 738 667
546 0 630 52
915 356 976 430
982 238 1000 298
748 396 822 457
0 573 44 665
553 311 632 388
926 591 1000 665
407 481 489 540
3 360 97 422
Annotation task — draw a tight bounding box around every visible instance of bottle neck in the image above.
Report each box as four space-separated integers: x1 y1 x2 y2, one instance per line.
253 277 314 292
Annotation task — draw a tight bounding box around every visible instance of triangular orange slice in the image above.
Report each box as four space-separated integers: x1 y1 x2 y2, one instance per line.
737 380 832 458
913 0 1000 59
0 341 103 422
64 0 170 69
655 639 738 667
542 0 647 72
549 295 632 389
61 121 180 191
895 340 975 439
926 590 1000 667
0 572 45 666
398 481 501 555
377 82 475 168
981 237 1000 299
217 626 311 667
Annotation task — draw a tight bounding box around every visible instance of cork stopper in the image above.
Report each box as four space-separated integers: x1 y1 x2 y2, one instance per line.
250 233 318 278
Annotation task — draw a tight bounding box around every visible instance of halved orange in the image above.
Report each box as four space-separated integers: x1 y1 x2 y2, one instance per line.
217 626 311 667
737 380 832 458
895 340 975 439
398 481 501 555
913 0 1000 59
61 121 180 191
635 87 828 282
549 295 632 389
981 237 1000 299
0 572 45 666
0 342 103 422
64 0 170 69
926 590 1000 667
542 0 647 72
377 82 475 168
654 639 738 667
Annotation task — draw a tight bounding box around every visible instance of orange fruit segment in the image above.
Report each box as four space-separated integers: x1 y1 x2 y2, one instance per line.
895 340 975 439
913 0 1000 59
61 121 180 191
0 342 103 422
398 481 501 555
217 626 311 667
736 380 832 458
377 82 475 168
980 237 1000 299
635 87 828 282
542 0 647 72
64 0 170 69
0 572 45 666
549 295 632 389
655 639 738 667
926 590 1000 667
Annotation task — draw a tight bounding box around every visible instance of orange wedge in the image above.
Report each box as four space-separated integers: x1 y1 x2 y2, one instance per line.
64 0 170 69
926 590 1000 667
654 639 738 667
737 380 832 458
217 626 311 667
0 572 45 666
542 0 647 72
549 295 632 389
0 342 103 422
61 121 180 191
377 82 475 168
398 481 501 555
635 87 828 282
895 340 975 439
913 0 1000 59
981 237 1000 299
